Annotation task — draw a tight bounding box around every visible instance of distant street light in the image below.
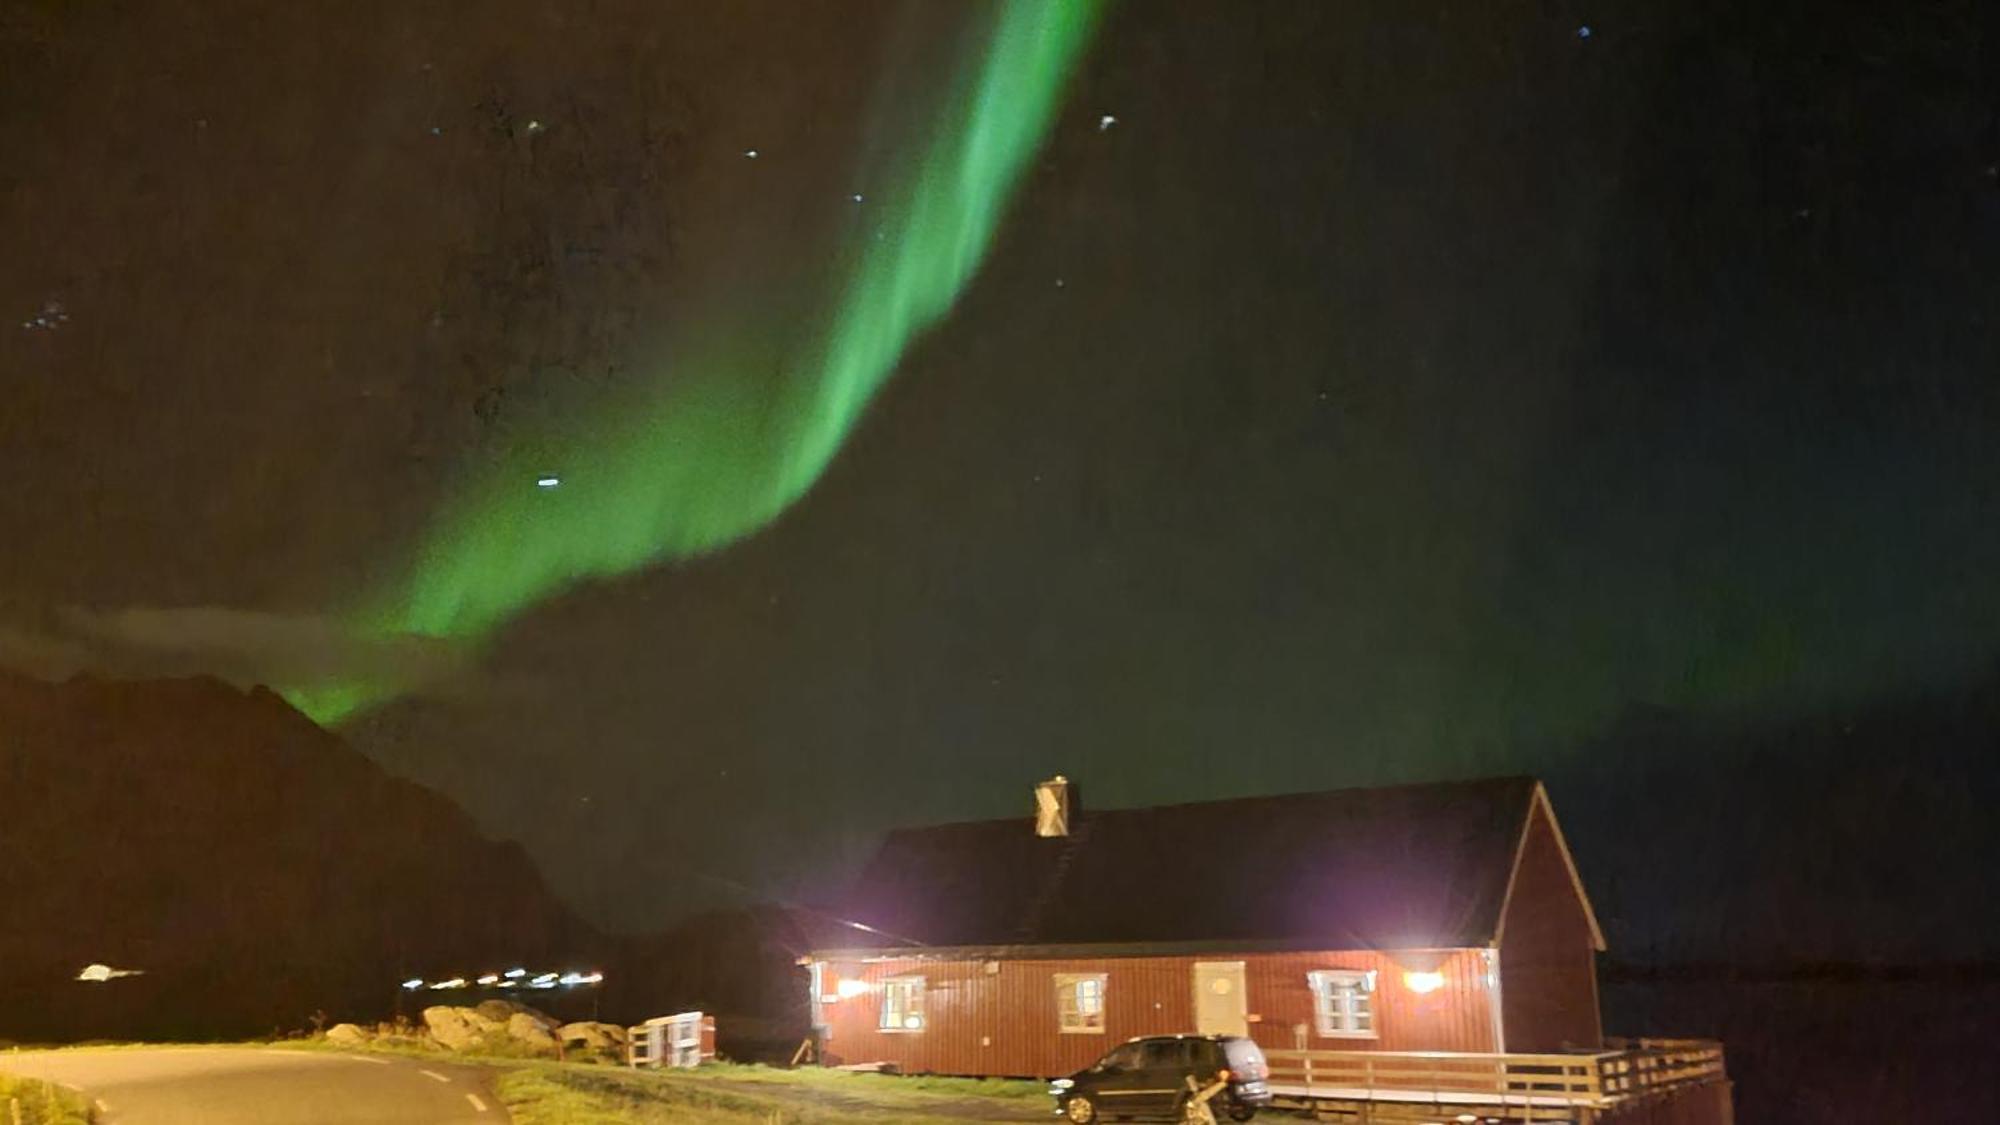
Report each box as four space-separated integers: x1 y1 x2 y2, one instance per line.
396 968 603 995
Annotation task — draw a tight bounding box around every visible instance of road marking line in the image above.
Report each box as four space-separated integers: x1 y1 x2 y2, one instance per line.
346 1054 391 1065
465 1092 488 1112
418 1068 452 1083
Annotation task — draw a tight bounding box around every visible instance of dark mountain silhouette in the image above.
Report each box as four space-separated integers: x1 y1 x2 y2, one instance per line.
1544 671 2000 968
0 670 600 1041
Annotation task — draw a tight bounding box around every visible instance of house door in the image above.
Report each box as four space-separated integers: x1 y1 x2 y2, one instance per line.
1192 961 1247 1036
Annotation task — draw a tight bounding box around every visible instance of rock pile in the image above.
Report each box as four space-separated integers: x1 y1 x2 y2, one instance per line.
558 1021 629 1051
420 1001 563 1056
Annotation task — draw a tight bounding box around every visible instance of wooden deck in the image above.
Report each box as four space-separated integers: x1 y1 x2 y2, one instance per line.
1262 1038 1728 1123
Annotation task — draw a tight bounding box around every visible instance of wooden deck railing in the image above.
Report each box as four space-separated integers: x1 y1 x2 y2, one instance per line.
1597 1038 1728 1099
1262 1039 1726 1110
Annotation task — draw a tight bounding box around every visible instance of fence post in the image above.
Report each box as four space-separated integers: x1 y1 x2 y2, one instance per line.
10 1093 23 1125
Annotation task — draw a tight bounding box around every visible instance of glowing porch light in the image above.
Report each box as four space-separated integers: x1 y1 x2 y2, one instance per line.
504 968 528 979
835 978 870 1000
476 974 501 985
1402 970 1445 994
401 978 426 990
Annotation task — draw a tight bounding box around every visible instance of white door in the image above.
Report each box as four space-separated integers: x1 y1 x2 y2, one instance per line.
1192 961 1247 1036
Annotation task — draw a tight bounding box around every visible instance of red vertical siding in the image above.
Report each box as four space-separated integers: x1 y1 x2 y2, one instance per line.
1243 949 1495 1055
1497 796 1604 1050
816 948 1495 1078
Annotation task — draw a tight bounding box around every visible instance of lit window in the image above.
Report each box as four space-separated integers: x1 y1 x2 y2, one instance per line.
1307 970 1376 1038
880 976 925 1032
1055 973 1107 1033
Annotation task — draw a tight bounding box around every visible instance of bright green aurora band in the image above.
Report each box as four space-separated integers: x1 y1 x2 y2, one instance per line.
288 0 1103 724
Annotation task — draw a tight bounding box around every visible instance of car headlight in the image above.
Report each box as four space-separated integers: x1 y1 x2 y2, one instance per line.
1049 1078 1074 1091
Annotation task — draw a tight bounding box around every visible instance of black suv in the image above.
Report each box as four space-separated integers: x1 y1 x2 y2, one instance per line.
1050 1034 1272 1123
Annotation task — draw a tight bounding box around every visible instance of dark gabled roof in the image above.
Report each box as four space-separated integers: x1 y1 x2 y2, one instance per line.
820 777 1578 956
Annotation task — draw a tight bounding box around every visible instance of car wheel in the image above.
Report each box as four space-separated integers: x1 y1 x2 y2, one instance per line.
1063 1093 1099 1124
1226 1105 1256 1123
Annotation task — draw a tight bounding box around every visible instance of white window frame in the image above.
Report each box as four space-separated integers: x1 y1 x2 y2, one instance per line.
1308 969 1377 1039
809 962 827 1032
1054 972 1108 1034
880 975 926 1033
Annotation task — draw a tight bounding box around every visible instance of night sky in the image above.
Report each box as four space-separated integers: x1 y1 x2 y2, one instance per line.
4 0 1996 931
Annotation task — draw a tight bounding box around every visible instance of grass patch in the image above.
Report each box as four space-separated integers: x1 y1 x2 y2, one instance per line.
0 1072 92 1125
695 1062 1045 1104
497 1061 1046 1124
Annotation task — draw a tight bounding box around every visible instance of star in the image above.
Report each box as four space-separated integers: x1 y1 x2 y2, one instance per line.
1098 114 1117 131
744 148 759 159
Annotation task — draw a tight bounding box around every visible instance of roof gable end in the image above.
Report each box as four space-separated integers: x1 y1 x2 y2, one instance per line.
1492 782 1608 952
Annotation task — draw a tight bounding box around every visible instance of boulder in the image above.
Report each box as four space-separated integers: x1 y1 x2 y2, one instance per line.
558 1021 628 1050
325 1023 371 1045
475 998 557 1025
422 1005 494 1052
506 1011 559 1053
475 1000 521 1024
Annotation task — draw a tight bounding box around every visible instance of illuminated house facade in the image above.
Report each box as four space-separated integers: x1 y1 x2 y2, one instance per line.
806 777 1732 1122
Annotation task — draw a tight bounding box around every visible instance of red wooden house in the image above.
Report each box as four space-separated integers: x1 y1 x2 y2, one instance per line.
805 776 1731 1123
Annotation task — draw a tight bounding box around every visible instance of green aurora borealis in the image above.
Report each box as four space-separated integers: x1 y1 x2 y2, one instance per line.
287 0 1103 723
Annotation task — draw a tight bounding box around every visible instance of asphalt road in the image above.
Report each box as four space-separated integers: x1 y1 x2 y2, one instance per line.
0 1046 506 1124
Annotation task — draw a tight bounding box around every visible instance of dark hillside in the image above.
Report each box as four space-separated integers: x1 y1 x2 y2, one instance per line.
0 670 599 1041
